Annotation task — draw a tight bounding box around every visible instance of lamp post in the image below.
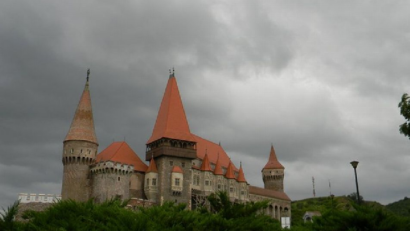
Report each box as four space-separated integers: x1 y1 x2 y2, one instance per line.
350 161 361 204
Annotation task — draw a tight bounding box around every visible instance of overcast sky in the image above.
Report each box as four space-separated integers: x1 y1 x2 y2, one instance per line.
1 0 410 208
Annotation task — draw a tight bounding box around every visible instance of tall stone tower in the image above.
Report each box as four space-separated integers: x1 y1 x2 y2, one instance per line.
61 69 98 201
145 71 196 206
262 145 285 192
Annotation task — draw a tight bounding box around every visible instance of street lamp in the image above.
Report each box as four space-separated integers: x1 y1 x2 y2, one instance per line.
350 161 361 204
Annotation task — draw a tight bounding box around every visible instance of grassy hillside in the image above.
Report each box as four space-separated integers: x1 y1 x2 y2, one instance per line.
291 196 385 225
386 196 410 217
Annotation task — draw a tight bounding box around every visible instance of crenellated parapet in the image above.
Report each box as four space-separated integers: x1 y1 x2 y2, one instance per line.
91 160 134 175
18 193 61 203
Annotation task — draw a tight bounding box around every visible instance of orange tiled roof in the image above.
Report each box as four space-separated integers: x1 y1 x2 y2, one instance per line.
96 142 148 172
236 163 247 183
263 145 284 170
64 78 98 145
146 157 158 173
172 166 183 173
225 161 236 179
193 134 238 171
213 154 224 175
248 186 291 201
200 153 212 171
147 74 196 144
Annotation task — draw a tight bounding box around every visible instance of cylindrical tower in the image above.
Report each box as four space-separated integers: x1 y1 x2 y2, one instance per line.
61 69 98 201
262 145 285 192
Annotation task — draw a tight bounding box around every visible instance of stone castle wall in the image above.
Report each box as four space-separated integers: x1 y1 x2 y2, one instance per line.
156 156 192 207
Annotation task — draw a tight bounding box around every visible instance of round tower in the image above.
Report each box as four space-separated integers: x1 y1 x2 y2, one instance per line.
61 69 99 201
262 145 285 192
144 156 159 202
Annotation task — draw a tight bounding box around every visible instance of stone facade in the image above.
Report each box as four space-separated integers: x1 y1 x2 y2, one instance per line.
60 71 292 221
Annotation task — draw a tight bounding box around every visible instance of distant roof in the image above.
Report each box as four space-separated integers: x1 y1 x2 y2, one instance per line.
194 134 238 171
64 78 98 145
263 145 284 170
147 75 196 144
96 142 147 172
248 186 291 201
172 166 183 173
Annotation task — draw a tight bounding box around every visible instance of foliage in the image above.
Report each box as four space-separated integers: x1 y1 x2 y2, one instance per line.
312 203 410 231
347 192 364 204
399 93 410 138
8 192 280 231
386 196 410 217
0 200 23 231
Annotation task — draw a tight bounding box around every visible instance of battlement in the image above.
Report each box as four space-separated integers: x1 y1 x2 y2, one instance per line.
18 193 61 203
91 160 134 174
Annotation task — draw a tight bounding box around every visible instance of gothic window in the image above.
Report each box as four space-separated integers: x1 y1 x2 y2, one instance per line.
80 149 83 153
175 178 180 186
118 177 121 182
182 162 185 168
218 184 221 190
170 161 173 166
205 180 209 186
70 148 74 154
146 178 150 186
230 187 233 193
88 149 91 154
152 178 156 186
241 191 245 195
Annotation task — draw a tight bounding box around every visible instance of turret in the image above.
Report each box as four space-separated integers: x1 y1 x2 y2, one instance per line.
262 145 285 192
61 69 98 201
236 162 248 201
144 156 158 201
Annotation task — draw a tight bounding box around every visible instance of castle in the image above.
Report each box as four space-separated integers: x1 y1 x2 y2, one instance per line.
61 70 291 219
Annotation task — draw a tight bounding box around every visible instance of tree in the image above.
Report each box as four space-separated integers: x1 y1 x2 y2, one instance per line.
398 93 410 138
347 192 364 204
0 200 22 231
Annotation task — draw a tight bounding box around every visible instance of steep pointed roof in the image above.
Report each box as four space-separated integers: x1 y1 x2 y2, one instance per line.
200 152 212 171
147 74 196 144
236 163 247 183
213 154 224 175
225 161 236 179
64 71 98 145
146 157 158 173
263 145 284 170
96 142 148 172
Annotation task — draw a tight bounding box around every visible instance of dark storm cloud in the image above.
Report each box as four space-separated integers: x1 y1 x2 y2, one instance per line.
1 0 410 208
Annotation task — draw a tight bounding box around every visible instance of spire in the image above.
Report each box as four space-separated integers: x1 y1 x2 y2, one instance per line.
64 69 98 145
147 72 195 144
236 162 247 183
225 160 235 179
146 155 158 173
213 153 223 175
263 145 284 169
200 152 212 171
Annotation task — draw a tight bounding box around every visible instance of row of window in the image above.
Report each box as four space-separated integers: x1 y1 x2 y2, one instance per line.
146 178 157 186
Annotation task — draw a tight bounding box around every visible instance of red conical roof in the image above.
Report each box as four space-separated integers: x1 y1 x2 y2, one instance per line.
236 163 247 183
263 145 284 170
213 154 224 175
65 74 98 145
147 74 196 144
96 142 148 172
225 161 235 179
200 152 212 171
146 156 158 173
